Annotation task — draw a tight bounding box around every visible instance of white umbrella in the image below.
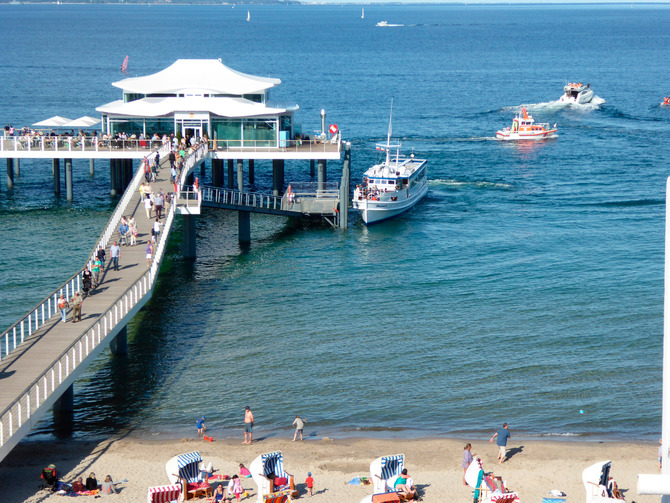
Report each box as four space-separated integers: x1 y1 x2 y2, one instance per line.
63 116 101 128
32 116 73 127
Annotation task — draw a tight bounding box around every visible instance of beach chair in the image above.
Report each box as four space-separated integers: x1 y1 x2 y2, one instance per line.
583 461 622 503
465 457 520 503
249 451 298 503
359 454 408 503
147 484 182 503
165 451 212 500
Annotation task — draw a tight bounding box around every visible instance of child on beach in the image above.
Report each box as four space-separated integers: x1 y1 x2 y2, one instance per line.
305 472 314 496
239 463 251 478
227 474 243 501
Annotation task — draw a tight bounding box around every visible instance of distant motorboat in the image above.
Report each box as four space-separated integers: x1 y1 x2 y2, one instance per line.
559 82 594 104
247 10 250 22
361 8 364 19
376 21 403 27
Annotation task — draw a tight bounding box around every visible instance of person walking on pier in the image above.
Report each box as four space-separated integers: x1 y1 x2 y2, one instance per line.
146 240 154 267
144 192 153 219
96 247 106 269
58 294 69 322
110 241 120 271
82 267 92 299
92 256 103 288
154 192 164 220
70 291 83 323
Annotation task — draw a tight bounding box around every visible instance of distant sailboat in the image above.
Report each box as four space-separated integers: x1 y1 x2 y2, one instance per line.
361 8 364 19
121 55 129 73
247 10 250 22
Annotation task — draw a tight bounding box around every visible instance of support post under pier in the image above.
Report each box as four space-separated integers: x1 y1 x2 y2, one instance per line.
14 159 19 177
248 159 254 185
53 384 74 414
272 159 284 196
6 159 14 189
109 326 128 355
183 214 197 259
53 158 61 196
339 142 351 229
310 159 315 177
109 159 117 197
65 158 73 202
90 159 94 177
238 211 250 244
317 159 327 192
227 159 234 189
212 159 223 187
52 383 74 438
237 159 244 192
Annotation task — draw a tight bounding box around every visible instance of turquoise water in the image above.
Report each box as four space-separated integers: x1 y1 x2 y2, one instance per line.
1 4 670 442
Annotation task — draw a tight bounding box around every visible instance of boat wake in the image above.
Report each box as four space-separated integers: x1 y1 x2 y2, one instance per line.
499 95 606 114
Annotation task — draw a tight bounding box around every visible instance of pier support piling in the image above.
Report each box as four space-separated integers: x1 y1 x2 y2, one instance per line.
227 159 234 189
310 159 315 177
183 214 197 258
53 159 61 196
317 159 327 192
212 159 223 187
89 159 94 177
272 159 285 195
238 211 251 244
339 142 351 229
65 158 73 201
14 159 19 177
6 159 14 189
109 159 117 197
248 159 254 185
237 159 244 192
109 326 128 355
53 384 74 414
201 160 206 180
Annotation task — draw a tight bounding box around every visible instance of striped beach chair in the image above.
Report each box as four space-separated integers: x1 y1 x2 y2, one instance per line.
249 451 296 503
372 454 405 494
147 484 181 503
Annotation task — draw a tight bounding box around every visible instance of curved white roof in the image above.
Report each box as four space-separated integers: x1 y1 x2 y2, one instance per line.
113 59 281 96
96 96 297 118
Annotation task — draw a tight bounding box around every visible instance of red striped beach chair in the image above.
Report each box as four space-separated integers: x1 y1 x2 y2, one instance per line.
147 484 181 503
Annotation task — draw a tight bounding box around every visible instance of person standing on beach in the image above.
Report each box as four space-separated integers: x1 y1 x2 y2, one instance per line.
305 472 314 496
462 443 474 485
490 423 511 464
293 415 305 441
243 406 254 444
659 438 663 471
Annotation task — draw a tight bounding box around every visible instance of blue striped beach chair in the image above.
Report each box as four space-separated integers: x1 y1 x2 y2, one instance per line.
370 454 405 495
249 451 297 503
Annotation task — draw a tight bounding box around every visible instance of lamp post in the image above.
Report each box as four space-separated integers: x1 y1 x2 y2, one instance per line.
320 109 326 136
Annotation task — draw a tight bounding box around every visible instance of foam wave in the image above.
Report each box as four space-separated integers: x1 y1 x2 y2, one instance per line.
499 96 606 114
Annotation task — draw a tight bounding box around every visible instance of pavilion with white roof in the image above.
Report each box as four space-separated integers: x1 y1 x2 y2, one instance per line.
96 59 298 148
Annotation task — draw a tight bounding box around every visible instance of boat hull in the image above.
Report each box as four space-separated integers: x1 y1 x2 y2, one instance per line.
354 183 428 225
495 129 558 140
559 89 594 104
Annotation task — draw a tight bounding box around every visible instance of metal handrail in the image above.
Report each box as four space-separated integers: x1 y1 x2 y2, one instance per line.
0 145 167 362
0 143 205 452
209 137 341 153
0 136 171 153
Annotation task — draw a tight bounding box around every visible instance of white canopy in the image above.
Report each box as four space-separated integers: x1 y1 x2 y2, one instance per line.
112 59 281 96
32 116 72 127
63 116 101 128
96 96 296 118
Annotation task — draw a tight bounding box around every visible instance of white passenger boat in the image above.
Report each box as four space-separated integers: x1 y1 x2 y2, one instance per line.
495 107 557 140
353 108 428 225
559 82 594 104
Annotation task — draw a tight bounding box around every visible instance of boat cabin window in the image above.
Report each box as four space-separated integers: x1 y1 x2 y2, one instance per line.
387 180 394 185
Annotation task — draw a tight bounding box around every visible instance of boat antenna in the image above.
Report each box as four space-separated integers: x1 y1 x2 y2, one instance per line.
386 98 393 165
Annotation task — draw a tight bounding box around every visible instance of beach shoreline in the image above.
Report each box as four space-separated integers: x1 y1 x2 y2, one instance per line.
0 434 660 503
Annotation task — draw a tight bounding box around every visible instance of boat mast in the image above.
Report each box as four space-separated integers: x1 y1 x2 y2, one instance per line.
385 99 393 166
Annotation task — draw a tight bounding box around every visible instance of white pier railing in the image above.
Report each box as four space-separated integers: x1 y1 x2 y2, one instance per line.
0 143 169 363
0 143 205 462
201 186 285 211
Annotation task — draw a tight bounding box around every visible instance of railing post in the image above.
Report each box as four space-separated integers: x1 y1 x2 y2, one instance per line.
26 392 30 420
42 304 45 324
19 322 23 345
18 403 21 427
65 354 69 375
36 383 40 408
9 411 13 437
28 314 31 336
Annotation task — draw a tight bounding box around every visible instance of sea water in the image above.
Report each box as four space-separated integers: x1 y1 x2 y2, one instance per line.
1 4 670 443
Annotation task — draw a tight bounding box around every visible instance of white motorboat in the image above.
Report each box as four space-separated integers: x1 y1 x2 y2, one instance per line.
496 106 558 140
353 106 428 225
376 21 403 27
560 82 594 104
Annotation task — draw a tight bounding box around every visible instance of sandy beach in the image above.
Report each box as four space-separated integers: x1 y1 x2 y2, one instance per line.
0 434 659 503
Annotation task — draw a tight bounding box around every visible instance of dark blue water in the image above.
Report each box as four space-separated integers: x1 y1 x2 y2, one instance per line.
1 3 670 442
